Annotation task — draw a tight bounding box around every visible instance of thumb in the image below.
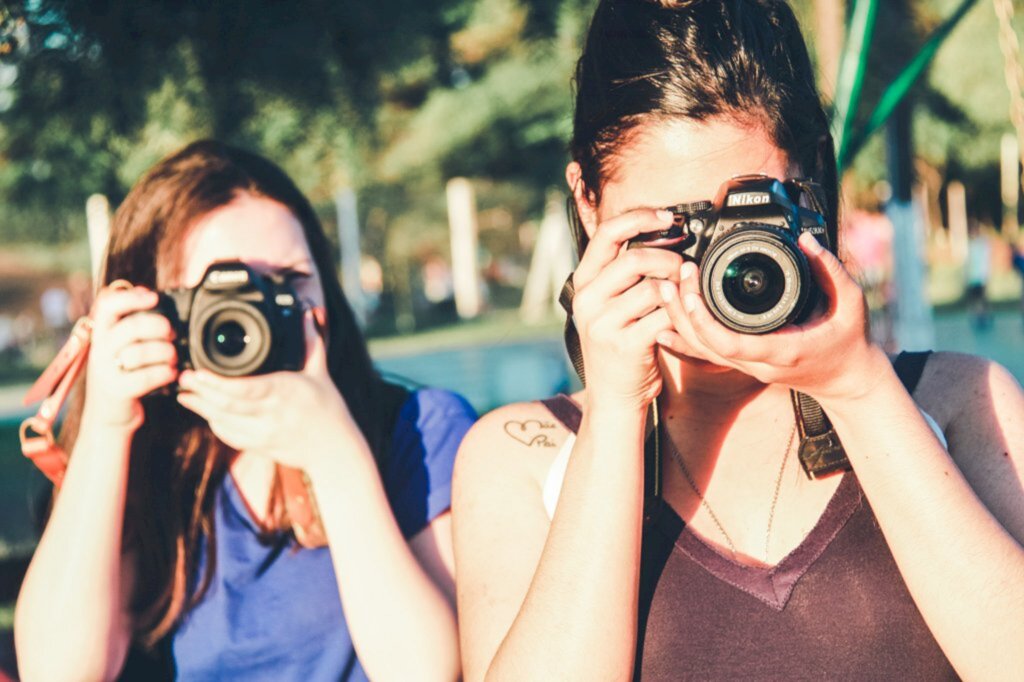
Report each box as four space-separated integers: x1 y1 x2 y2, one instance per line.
302 308 329 376
800 232 853 310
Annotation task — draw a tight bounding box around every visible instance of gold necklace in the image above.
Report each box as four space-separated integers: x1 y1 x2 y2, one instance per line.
664 420 798 563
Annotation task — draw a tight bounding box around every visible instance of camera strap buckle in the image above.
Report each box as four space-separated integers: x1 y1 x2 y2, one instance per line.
791 389 850 479
278 466 328 548
20 315 94 486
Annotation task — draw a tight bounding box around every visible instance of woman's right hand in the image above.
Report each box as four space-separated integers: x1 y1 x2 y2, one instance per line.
571 208 682 411
82 284 178 431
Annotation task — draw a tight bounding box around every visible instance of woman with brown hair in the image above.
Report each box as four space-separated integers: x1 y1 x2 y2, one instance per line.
15 141 474 681
452 1 1024 679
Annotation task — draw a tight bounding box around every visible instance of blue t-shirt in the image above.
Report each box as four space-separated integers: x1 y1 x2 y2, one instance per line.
170 388 476 680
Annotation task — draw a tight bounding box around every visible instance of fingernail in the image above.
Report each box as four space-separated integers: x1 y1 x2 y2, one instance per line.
656 209 674 223
801 233 823 253
659 281 676 303
684 294 698 313
680 262 696 281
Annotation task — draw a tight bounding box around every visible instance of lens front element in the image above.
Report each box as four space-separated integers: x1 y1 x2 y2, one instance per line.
212 321 250 358
191 301 272 376
721 253 787 316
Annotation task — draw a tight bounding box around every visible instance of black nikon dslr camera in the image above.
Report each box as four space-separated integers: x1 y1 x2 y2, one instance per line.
631 175 830 334
157 261 305 376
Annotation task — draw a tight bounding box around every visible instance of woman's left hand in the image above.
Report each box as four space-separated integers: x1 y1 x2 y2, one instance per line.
657 232 888 403
176 310 366 473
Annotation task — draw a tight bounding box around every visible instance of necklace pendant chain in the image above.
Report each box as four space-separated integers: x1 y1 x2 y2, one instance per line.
663 412 798 564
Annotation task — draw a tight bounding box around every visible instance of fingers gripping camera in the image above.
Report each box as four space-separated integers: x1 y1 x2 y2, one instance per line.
631 175 831 334
157 262 306 376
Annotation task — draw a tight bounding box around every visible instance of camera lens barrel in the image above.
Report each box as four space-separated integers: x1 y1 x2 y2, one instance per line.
191 301 274 376
699 225 814 334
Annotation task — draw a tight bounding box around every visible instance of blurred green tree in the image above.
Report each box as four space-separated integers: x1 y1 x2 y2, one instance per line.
0 0 1020 263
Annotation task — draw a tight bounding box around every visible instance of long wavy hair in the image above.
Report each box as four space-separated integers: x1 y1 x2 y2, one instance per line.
57 140 409 646
568 0 839 252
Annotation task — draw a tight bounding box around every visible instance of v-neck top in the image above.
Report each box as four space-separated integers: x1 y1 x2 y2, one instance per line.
538 352 958 680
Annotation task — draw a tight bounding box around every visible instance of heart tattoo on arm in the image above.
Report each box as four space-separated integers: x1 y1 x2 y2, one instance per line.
504 420 558 448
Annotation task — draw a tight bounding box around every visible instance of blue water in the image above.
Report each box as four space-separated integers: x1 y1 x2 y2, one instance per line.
376 338 578 415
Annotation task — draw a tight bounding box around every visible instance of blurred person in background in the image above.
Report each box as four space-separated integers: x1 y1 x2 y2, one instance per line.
965 221 993 330
15 141 473 681
38 283 71 350
452 1 1024 679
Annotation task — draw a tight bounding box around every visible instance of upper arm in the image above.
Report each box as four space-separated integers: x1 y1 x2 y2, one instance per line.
451 403 567 682
916 352 1024 544
393 390 478 607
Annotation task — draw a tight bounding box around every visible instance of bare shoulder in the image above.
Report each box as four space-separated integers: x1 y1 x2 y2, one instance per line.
453 398 575 496
913 351 1024 539
911 351 1022 432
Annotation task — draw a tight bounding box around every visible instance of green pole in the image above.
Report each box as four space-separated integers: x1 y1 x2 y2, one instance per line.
833 0 879 173
844 0 980 166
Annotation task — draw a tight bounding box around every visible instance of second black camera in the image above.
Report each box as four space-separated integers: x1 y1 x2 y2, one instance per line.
157 261 305 376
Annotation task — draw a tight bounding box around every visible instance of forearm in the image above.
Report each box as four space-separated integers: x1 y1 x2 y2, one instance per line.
487 402 648 681
15 421 135 681
310 446 460 682
820 351 1024 678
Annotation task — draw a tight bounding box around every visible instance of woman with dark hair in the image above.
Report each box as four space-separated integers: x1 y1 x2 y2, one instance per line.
15 141 474 681
453 1 1024 679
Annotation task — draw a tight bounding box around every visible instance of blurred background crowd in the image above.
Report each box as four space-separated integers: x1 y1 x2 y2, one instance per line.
1 0 1024 668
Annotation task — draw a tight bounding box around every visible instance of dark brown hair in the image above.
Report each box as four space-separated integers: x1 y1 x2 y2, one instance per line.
58 140 409 646
569 0 838 252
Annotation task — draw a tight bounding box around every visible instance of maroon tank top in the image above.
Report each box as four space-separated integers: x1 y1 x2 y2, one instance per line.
540 352 958 680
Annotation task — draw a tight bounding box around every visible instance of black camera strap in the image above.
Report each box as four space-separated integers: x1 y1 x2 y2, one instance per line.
790 389 849 479
559 272 586 386
782 178 851 478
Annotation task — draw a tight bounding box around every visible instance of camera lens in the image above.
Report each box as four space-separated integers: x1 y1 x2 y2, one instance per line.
721 253 786 315
700 225 813 334
212 321 250 358
191 303 272 376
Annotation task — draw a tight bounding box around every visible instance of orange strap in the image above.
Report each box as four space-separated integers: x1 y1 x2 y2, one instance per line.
21 300 333 547
279 466 327 548
20 316 94 487
280 305 329 548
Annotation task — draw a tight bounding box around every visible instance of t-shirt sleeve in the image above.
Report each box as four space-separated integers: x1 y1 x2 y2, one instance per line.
385 388 477 538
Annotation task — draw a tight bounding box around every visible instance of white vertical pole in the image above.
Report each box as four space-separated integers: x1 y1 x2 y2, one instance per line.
1001 132 1020 241
85 194 110 285
446 178 482 319
335 187 366 326
520 192 575 323
947 180 969 265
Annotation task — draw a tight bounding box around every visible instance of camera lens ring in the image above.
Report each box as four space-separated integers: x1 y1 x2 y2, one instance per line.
699 226 811 334
190 300 273 376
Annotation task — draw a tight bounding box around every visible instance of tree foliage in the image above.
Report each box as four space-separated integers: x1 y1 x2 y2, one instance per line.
0 0 1020 248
